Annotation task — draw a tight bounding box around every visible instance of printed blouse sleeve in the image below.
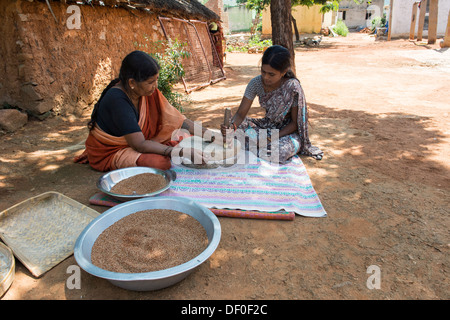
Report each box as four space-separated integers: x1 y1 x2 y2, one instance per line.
243 77 259 100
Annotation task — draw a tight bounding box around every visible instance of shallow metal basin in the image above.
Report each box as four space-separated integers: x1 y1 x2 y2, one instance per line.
74 197 221 291
0 242 15 297
97 167 176 202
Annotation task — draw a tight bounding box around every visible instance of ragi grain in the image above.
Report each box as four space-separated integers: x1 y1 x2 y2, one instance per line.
110 173 167 195
91 209 208 273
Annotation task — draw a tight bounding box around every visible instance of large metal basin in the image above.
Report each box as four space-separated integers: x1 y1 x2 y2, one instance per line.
74 197 221 291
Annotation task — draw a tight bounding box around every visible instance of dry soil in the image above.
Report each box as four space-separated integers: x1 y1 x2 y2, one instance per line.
1 32 449 300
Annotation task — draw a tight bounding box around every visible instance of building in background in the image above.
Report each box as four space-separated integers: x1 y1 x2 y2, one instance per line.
336 0 385 29
388 0 450 39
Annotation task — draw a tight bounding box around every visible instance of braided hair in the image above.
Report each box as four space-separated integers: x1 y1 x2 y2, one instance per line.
88 50 160 130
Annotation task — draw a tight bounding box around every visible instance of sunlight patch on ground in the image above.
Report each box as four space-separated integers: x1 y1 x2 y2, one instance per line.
306 167 338 179
2 270 40 300
0 157 19 163
40 164 61 171
0 175 7 187
208 248 245 269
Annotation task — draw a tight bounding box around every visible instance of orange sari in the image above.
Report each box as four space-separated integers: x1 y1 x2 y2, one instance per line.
74 89 186 172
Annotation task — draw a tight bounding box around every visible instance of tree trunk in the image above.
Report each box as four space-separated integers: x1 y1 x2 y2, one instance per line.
291 14 300 42
270 0 296 75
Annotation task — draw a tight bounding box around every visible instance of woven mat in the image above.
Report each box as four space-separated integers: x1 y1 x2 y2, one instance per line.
90 153 326 219
0 192 98 277
164 153 326 218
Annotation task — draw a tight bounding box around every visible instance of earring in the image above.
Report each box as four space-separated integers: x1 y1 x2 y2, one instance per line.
131 87 134 90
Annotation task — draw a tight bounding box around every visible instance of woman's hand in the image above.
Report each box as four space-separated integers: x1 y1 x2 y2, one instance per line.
219 124 234 148
220 123 232 136
181 147 211 165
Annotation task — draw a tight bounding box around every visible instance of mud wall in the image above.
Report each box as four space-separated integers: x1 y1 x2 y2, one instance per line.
0 0 166 117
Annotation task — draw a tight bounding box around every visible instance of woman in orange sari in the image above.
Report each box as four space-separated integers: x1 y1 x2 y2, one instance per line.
74 50 211 171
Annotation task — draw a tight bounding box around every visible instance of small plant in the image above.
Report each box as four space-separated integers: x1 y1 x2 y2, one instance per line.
135 36 190 112
371 14 387 31
248 34 272 49
226 35 272 53
333 19 349 37
256 21 263 32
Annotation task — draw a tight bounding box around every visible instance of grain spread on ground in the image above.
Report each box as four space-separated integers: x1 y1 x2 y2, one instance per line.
90 209 208 273
110 173 167 195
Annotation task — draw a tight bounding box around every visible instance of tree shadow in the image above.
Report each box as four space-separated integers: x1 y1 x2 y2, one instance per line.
307 103 449 189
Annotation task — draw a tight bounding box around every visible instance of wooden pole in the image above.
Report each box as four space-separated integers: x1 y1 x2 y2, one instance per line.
223 108 231 148
387 0 394 40
417 0 428 41
427 0 438 44
440 9 450 48
410 2 420 40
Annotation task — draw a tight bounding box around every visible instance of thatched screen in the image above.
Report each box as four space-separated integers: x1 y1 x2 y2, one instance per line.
159 17 226 93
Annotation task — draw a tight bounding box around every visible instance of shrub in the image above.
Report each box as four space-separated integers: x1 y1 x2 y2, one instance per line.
248 34 272 49
135 37 190 112
371 14 387 31
226 35 272 53
333 19 349 37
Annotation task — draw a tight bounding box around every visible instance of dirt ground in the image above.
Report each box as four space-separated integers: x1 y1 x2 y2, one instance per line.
1 32 449 301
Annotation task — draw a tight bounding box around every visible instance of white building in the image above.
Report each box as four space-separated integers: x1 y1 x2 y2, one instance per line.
388 0 450 38
337 0 385 29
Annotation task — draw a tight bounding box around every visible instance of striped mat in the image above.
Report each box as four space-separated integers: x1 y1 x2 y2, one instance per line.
162 153 327 218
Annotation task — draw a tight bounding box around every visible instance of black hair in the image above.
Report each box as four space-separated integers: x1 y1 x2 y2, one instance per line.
87 50 160 130
261 45 296 79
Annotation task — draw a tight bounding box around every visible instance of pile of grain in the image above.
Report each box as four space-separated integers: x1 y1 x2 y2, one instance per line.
110 173 167 195
91 209 208 273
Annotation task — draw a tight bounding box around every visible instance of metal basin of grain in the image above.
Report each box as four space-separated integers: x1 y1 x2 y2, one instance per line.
97 167 177 202
74 197 221 291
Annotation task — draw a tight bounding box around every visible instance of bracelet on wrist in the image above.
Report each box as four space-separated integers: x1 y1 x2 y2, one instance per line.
163 146 171 156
